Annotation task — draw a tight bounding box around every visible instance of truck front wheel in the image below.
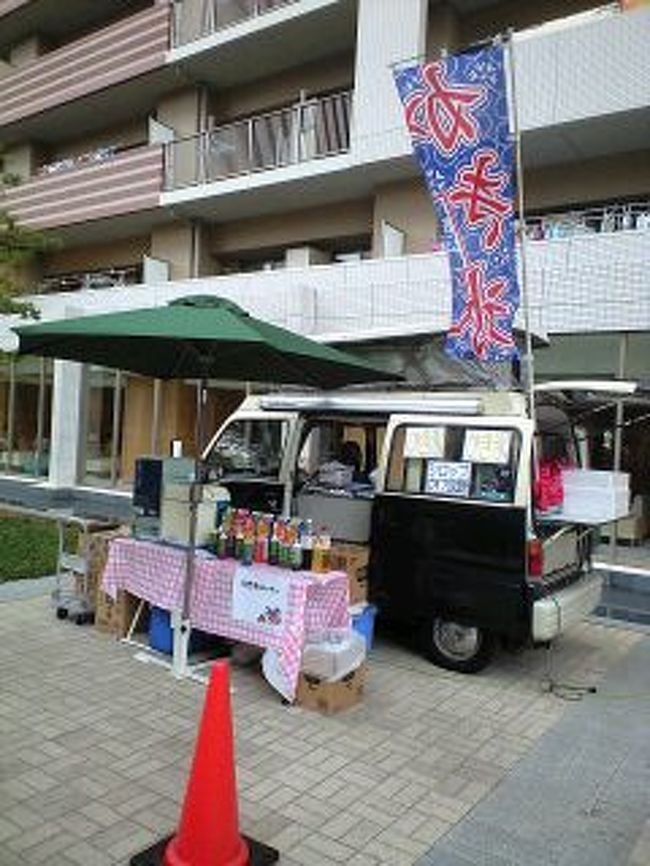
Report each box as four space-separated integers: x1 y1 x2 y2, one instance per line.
422 616 495 673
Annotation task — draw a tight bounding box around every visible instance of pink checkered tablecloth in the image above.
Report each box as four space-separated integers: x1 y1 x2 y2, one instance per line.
102 537 350 699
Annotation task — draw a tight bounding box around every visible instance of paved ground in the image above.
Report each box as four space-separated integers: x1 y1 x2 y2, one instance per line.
418 634 650 866
0 588 645 866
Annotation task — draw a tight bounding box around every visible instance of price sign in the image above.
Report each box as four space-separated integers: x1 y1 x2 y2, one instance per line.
463 429 512 465
232 566 289 632
425 461 472 497
404 426 446 458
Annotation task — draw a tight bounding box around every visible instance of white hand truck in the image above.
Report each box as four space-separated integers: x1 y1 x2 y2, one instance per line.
53 514 119 625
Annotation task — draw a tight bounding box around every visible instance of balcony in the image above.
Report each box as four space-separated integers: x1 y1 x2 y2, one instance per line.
2 145 163 231
516 7 650 131
171 0 298 46
362 5 650 175
164 91 352 190
167 0 356 95
0 3 171 128
514 6 650 165
2 219 648 359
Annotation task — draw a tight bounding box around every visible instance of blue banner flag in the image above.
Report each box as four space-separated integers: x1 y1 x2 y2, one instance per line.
394 43 519 362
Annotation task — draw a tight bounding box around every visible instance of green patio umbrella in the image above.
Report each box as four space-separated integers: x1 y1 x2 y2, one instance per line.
13 295 400 676
13 294 400 388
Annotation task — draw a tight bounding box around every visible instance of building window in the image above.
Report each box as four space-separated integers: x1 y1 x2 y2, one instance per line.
82 366 126 487
0 356 53 478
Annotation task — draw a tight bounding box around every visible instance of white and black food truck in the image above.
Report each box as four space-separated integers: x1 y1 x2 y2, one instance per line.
202 385 629 672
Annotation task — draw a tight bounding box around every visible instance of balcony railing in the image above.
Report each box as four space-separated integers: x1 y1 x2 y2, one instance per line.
39 265 143 295
0 4 170 127
164 90 352 190
525 200 650 241
171 0 298 46
2 145 163 231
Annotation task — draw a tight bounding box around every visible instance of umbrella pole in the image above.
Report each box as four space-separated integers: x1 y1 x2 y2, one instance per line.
173 379 207 679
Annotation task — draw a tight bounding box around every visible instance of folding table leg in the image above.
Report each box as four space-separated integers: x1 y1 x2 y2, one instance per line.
171 610 191 678
126 599 146 642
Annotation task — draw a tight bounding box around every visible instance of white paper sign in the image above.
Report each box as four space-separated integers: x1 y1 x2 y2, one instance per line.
404 426 446 458
463 429 512 465
425 461 472 497
232 566 289 631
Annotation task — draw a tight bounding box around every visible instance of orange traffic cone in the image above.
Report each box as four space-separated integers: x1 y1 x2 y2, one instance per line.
131 660 278 866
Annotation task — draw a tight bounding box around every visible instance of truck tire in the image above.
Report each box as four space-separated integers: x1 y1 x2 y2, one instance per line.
422 616 495 673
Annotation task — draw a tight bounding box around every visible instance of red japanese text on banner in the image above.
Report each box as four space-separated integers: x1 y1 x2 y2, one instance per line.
394 44 519 362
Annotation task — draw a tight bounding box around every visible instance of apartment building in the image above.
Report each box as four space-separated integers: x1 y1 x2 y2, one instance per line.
0 0 648 507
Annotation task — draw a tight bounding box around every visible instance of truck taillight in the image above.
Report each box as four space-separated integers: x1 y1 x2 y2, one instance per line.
528 538 544 580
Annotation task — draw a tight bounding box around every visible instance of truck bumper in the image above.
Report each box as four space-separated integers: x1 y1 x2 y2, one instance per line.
532 572 603 643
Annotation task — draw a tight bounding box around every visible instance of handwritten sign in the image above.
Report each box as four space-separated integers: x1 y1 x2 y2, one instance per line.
463 429 512 465
232 566 289 632
404 426 446 458
425 461 472 497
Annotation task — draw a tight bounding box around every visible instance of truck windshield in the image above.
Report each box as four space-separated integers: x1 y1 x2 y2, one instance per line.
387 424 520 503
205 419 288 480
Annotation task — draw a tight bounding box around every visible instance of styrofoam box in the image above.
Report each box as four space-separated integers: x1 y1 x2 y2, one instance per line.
561 486 630 523
561 469 629 491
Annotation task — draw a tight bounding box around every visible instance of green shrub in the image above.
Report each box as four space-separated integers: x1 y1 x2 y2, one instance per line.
0 514 78 582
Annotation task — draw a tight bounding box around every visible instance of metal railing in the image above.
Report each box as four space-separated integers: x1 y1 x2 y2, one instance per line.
164 91 352 190
524 200 650 241
172 0 298 46
38 266 143 295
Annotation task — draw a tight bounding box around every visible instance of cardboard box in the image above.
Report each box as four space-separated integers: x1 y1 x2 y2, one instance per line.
95 587 144 637
295 663 367 715
77 525 128 600
330 543 369 605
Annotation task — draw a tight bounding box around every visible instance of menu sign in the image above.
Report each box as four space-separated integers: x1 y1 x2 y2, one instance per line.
232 566 289 632
404 426 446 458
425 461 472 497
463 429 512 465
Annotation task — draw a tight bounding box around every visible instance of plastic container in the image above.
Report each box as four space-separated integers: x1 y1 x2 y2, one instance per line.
350 603 377 651
149 606 174 654
148 607 214 655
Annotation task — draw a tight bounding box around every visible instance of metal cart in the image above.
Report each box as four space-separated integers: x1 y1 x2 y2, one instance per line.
53 514 119 625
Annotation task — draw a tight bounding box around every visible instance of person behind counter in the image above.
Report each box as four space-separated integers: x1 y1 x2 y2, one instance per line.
339 440 366 483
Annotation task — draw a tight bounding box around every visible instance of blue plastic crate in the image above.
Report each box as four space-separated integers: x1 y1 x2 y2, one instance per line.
351 603 377 651
148 607 214 655
149 606 174 654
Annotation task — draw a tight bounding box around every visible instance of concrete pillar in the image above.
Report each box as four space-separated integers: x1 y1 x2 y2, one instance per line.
47 360 87 488
351 0 428 164
9 36 46 68
426 2 461 57
1 143 41 181
150 222 193 280
284 246 330 268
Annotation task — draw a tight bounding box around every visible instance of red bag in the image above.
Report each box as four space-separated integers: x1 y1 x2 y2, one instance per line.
535 459 564 513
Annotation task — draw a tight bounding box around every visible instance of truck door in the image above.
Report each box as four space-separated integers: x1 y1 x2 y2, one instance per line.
370 415 533 667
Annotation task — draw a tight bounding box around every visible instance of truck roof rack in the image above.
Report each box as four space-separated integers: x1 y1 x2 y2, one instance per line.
259 393 484 415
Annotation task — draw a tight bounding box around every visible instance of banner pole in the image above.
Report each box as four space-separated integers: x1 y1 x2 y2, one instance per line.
506 31 536 421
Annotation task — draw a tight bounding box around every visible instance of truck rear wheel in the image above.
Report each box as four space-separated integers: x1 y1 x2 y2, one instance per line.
423 616 495 673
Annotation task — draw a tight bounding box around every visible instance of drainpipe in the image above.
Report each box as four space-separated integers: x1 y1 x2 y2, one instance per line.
609 332 628 562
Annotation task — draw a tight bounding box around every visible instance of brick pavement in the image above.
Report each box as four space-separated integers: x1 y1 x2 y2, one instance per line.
0 594 641 866
417 630 650 866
